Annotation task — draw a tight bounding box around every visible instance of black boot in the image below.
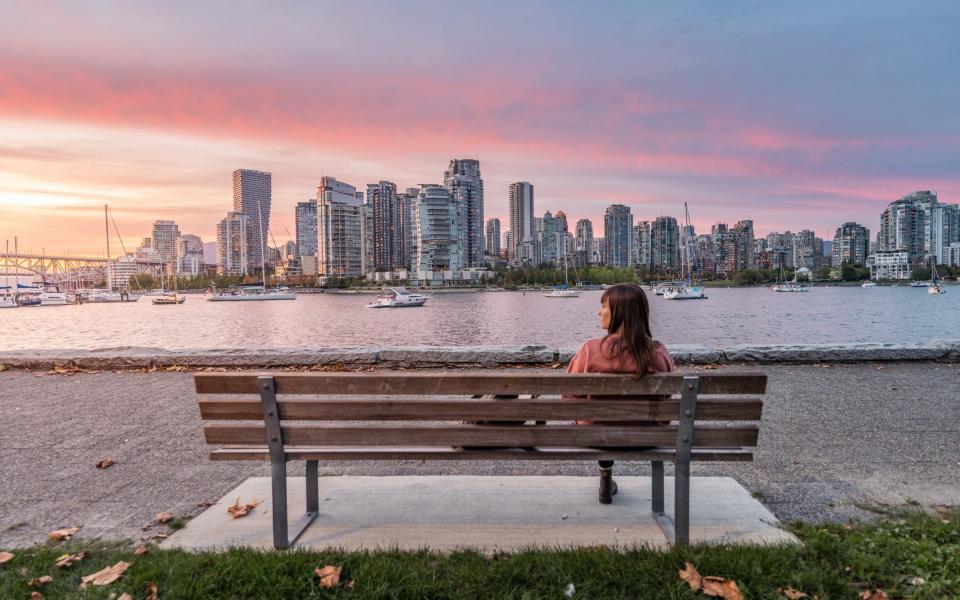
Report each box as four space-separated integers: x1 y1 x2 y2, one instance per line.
598 467 619 504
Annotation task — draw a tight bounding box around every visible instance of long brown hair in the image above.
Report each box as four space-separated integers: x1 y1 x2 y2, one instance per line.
600 283 659 376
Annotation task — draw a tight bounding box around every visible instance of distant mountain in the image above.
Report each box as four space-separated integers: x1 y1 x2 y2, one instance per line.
203 242 217 265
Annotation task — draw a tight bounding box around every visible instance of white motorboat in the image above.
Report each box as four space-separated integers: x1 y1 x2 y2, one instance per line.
861 281 877 288
543 287 580 298
368 287 429 308
771 282 809 292
664 285 705 300
207 285 296 301
909 281 933 288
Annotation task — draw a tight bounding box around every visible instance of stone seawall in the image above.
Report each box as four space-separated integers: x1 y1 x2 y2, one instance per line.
1 340 959 369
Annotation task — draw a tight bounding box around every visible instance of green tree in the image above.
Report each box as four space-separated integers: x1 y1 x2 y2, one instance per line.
911 267 931 281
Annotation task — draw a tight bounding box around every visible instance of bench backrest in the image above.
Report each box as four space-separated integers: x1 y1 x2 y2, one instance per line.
196 372 766 450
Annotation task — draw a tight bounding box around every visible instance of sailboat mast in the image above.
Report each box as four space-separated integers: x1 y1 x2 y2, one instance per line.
257 195 266 289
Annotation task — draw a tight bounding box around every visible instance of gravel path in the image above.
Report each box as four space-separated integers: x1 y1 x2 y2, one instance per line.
1 363 958 547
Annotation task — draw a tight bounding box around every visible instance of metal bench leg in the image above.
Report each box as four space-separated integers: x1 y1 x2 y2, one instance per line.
673 376 699 548
651 461 665 513
306 460 319 513
270 459 290 549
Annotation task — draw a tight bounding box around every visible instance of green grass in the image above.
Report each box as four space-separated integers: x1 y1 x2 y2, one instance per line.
1 509 957 599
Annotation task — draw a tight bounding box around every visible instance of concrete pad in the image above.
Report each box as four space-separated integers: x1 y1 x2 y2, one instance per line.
162 476 797 552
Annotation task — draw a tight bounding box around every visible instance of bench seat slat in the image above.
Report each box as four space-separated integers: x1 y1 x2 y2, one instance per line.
203 423 759 448
195 372 767 396
198 397 763 421
209 446 755 462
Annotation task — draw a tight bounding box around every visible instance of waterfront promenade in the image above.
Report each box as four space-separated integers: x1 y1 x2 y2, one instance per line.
1 359 957 548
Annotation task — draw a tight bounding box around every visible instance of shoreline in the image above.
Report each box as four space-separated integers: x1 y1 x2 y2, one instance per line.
1 340 959 370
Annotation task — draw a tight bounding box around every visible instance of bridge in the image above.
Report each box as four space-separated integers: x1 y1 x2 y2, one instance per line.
0 253 165 289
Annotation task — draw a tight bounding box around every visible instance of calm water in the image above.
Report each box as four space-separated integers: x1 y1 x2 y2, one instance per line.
1 286 958 351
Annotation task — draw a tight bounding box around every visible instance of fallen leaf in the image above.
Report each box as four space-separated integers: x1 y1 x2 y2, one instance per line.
96 459 115 469
0 551 13 564
28 575 53 587
80 561 130 589
30 592 42 600
227 497 259 519
564 582 576 597
48 527 81 541
154 512 174 524
134 545 149 556
146 581 159 600
315 565 342 588
346 580 355 589
778 587 808 599
859 591 889 600
908 577 925 586
55 551 88 568
679 562 702 592
703 576 744 600
118 594 133 600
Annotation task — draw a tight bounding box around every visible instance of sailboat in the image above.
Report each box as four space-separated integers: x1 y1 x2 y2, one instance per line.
208 195 296 302
152 270 185 304
771 244 810 292
664 203 706 300
1 240 18 307
544 237 580 297
928 261 946 295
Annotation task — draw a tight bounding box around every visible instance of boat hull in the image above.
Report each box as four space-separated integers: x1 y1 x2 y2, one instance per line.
207 293 296 301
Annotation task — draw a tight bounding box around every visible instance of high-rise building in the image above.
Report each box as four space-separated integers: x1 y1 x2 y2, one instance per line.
295 200 318 258
366 181 401 271
603 204 633 268
443 159 484 267
651 216 679 272
151 220 180 273
876 190 959 267
485 218 501 257
232 169 271 273
633 221 652 269
398 188 419 270
554 210 569 233
832 222 870 267
574 219 594 267
731 220 755 271
175 234 204 277
216 212 250 276
794 230 824 270
508 182 534 263
765 232 795 269
317 177 364 278
414 184 460 272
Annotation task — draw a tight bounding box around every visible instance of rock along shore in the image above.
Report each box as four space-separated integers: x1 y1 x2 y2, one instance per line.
1 340 959 369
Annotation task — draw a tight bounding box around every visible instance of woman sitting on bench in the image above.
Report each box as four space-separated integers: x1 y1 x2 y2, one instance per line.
567 283 675 504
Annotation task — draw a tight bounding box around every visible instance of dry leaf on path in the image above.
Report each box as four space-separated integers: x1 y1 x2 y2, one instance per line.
154 512 174 524
227 497 259 519
0 551 14 564
55 551 87 568
859 591 889 600
48 527 80 541
80 560 130 588
96 459 115 469
146 581 159 600
679 562 702 592
778 587 808 599
315 565 342 588
703 576 744 600
28 575 53 587
134 545 149 556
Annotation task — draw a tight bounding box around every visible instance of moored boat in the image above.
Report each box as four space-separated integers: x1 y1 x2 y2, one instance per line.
368 287 429 308
207 285 296 301
861 281 877 288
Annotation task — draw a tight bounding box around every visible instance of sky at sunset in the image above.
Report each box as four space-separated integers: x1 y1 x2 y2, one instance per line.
1 1 958 257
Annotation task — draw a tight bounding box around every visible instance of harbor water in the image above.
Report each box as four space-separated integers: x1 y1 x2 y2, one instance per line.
0 286 957 351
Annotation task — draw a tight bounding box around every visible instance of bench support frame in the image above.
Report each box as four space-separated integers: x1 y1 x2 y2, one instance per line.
260 376 318 549
255 374 704 549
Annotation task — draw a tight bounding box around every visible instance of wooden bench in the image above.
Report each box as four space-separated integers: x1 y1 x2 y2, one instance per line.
196 371 766 549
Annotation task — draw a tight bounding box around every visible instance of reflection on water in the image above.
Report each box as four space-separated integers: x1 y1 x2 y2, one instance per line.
1 286 957 351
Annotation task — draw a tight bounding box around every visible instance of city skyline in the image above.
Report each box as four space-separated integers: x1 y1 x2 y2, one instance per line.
1 2 958 255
